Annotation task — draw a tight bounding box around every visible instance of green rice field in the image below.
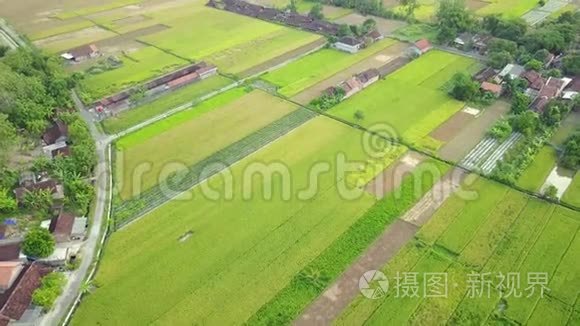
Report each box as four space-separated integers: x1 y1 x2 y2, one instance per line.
262 38 398 97
329 50 479 151
115 89 298 200
101 75 233 134
516 146 557 192
338 176 580 325
72 116 422 325
476 0 539 17
562 173 580 207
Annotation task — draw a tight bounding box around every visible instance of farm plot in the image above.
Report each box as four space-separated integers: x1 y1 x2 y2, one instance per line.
562 173 580 207
32 26 118 53
71 116 410 325
79 46 188 101
115 89 299 200
476 0 540 17
329 50 479 151
138 7 320 75
262 38 398 97
337 176 580 325
516 146 557 192
101 75 233 134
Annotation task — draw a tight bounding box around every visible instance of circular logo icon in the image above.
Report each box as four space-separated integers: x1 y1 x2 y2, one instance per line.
359 270 389 299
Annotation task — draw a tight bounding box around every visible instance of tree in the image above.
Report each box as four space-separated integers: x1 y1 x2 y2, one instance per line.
399 0 419 18
541 102 566 127
337 24 352 37
561 133 580 170
509 111 539 137
23 189 53 215
32 272 65 311
0 113 17 166
483 15 527 41
361 18 376 34
128 86 146 106
22 227 55 258
543 185 558 200
436 0 473 42
0 46 9 58
533 49 550 62
503 76 527 97
449 72 480 101
511 92 531 114
286 0 297 13
524 59 543 71
488 38 518 55
487 119 512 141
562 55 580 75
354 110 365 121
64 177 94 213
309 3 324 20
0 188 16 213
489 51 513 69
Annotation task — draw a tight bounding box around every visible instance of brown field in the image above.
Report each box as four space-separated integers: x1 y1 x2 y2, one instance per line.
438 101 510 162
291 41 408 105
333 13 407 36
429 110 476 142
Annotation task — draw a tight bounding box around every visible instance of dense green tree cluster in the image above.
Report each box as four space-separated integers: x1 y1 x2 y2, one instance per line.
562 133 580 170
32 272 66 311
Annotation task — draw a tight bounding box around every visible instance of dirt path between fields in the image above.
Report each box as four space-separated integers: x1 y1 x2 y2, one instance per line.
291 41 409 105
294 168 467 325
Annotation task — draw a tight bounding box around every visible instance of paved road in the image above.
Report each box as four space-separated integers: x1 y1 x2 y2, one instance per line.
39 92 112 326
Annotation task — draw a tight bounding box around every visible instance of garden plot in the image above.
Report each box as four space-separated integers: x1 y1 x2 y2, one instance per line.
459 132 523 174
540 165 576 198
522 0 572 25
72 116 404 325
329 50 479 151
338 176 580 325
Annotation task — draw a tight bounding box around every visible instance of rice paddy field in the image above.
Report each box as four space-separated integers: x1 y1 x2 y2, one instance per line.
329 50 480 151
101 75 233 134
337 176 580 325
71 116 446 325
114 88 302 200
562 173 580 207
262 38 398 97
516 146 557 192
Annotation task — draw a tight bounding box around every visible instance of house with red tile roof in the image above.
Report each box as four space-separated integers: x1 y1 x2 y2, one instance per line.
49 211 75 243
480 82 503 96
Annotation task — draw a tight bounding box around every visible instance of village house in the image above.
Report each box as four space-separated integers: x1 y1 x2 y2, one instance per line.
60 44 100 62
0 262 52 324
473 67 497 82
366 29 383 42
521 70 545 98
41 120 68 157
411 39 432 56
49 211 75 243
0 262 24 293
13 178 65 205
339 77 364 99
0 239 23 262
497 63 525 82
356 68 380 88
480 81 503 97
562 76 580 100
530 77 571 112
334 36 363 54
453 33 491 53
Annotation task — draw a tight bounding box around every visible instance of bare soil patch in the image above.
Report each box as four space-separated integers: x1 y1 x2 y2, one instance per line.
366 152 425 198
291 41 408 105
467 0 489 11
333 13 407 35
438 100 510 162
32 25 114 49
429 110 476 142
239 38 327 78
382 0 400 8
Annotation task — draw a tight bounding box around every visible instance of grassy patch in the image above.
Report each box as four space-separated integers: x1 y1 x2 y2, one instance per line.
101 75 233 134
516 146 557 192
391 23 438 42
262 38 397 97
562 173 580 208
527 297 572 326
476 0 539 17
329 50 479 151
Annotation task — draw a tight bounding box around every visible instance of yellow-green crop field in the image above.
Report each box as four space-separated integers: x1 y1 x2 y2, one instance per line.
338 176 580 325
329 50 479 151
